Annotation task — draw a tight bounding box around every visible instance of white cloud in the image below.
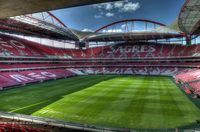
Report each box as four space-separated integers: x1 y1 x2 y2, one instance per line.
105 12 114 17
121 24 126 29
121 2 140 12
93 1 140 18
104 3 113 10
93 2 113 10
114 1 124 8
103 29 123 33
93 1 140 12
82 28 94 32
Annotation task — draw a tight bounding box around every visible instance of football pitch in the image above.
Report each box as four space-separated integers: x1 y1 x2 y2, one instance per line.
0 75 200 129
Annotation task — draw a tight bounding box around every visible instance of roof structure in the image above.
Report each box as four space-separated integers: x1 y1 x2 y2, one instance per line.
85 32 185 42
0 0 116 40
0 12 79 41
178 0 200 34
0 0 115 18
0 0 196 47
83 19 185 43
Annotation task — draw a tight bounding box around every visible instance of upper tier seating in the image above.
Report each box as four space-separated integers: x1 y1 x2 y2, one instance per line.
0 34 200 58
85 43 200 59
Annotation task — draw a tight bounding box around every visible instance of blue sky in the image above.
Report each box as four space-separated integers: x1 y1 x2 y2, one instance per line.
51 0 185 32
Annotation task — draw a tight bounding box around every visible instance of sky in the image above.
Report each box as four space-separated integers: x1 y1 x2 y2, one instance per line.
51 0 185 32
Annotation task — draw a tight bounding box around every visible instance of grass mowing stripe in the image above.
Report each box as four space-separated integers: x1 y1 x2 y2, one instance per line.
0 75 116 112
84 78 134 126
32 76 126 122
140 77 165 128
1 75 200 129
104 76 146 128
32 75 200 129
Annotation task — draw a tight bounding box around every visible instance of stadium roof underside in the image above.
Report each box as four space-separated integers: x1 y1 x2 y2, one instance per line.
0 0 115 18
84 32 185 42
0 1 116 41
178 0 200 34
0 17 79 41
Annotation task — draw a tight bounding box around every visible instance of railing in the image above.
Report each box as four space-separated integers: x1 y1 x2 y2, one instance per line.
0 55 200 60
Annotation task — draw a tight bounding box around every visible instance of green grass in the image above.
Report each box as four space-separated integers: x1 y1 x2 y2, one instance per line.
0 75 200 129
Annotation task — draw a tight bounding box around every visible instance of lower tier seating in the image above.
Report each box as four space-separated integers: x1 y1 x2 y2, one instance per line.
1 67 194 89
0 75 20 88
69 67 193 76
1 67 199 97
175 69 200 96
0 124 49 132
0 69 76 89
188 81 200 95
175 69 200 82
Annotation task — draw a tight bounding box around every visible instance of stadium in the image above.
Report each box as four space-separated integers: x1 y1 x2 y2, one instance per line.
0 0 199 131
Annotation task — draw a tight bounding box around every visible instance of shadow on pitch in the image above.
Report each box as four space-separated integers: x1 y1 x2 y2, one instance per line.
10 75 118 115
